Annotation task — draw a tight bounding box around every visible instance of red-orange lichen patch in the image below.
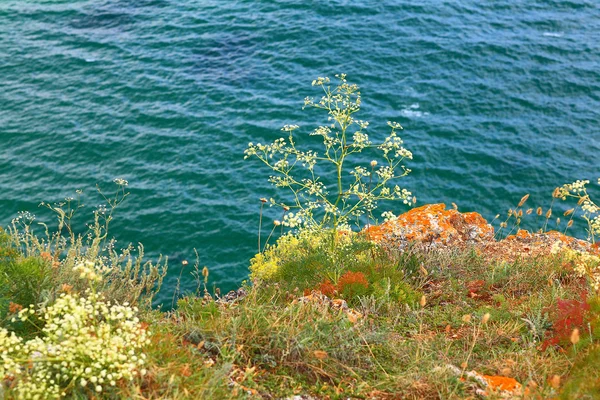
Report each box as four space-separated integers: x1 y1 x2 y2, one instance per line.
365 203 494 248
505 229 532 241
481 374 522 392
448 365 523 398
367 204 599 263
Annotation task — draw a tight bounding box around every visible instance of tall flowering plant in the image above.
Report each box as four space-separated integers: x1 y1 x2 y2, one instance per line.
245 75 415 233
553 178 600 295
556 179 600 244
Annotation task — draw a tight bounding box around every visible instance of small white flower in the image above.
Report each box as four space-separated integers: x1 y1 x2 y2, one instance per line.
281 124 299 132
113 178 128 186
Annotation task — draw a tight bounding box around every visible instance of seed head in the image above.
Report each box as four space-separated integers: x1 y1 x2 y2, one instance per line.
370 160 377 167
552 187 561 198
518 194 530 207
570 328 580 345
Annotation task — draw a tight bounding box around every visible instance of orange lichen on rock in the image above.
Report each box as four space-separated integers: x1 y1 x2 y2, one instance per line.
505 229 532 241
366 203 599 261
485 228 599 263
365 203 494 248
481 374 522 392
447 365 523 398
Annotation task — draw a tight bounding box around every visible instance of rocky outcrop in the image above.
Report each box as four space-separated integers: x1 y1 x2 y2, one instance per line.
365 203 494 249
365 203 598 259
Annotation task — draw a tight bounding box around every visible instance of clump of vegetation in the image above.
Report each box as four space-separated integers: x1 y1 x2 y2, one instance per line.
0 180 165 398
249 229 422 306
2 290 149 398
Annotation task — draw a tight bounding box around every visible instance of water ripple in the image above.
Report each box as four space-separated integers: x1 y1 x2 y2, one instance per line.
1 0 599 303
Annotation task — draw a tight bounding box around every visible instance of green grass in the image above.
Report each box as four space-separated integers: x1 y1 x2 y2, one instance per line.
1 225 599 399
136 233 599 399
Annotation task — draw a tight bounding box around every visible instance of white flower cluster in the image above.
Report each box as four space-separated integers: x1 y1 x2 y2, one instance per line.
395 147 413 159
244 138 287 160
0 329 22 379
351 166 370 179
550 240 563 254
296 150 317 170
387 121 403 130
565 180 590 194
351 131 371 149
269 175 292 188
582 199 599 215
301 179 327 196
558 178 600 238
378 131 405 158
591 215 600 236
312 77 330 86
376 166 394 181
310 126 340 149
568 250 600 292
11 211 35 225
356 120 369 129
324 203 340 215
394 186 414 205
273 159 290 171
283 212 302 228
381 211 397 222
113 178 128 186
281 124 300 132
73 260 102 282
2 292 149 398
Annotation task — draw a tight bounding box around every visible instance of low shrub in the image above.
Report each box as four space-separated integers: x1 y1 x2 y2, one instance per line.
1 291 149 398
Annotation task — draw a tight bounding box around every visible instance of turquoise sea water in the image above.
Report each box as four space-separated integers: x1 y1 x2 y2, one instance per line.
1 1 599 303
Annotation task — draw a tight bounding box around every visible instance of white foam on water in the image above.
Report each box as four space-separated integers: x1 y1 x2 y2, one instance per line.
400 103 429 118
